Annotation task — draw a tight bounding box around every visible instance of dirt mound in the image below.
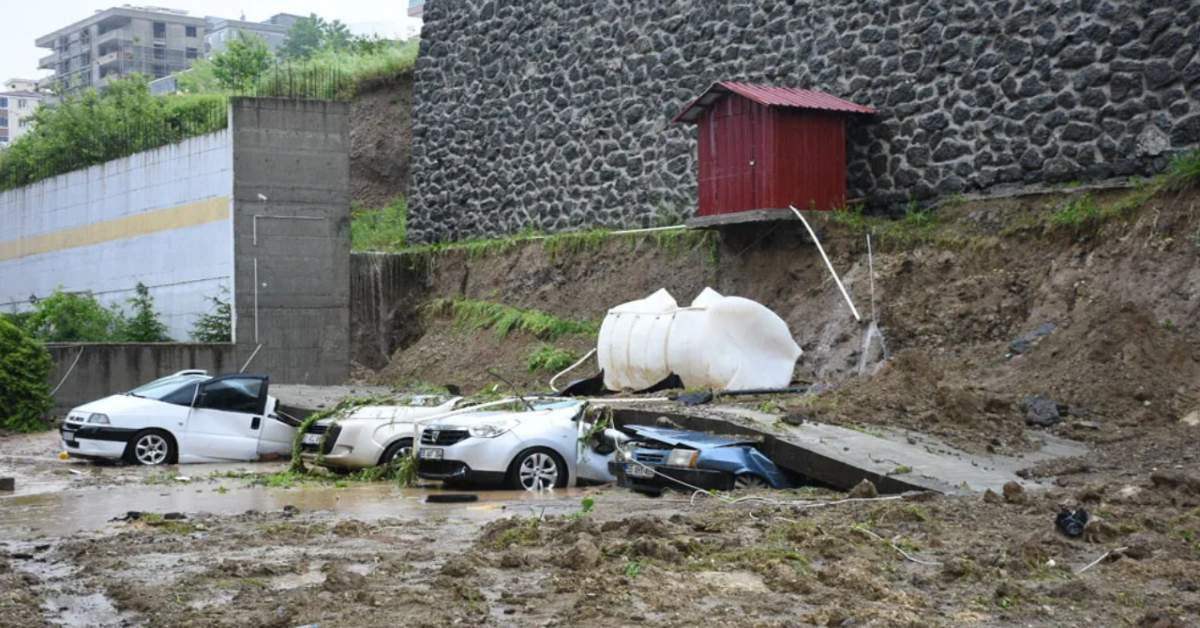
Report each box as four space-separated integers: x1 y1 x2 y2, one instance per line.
350 73 413 209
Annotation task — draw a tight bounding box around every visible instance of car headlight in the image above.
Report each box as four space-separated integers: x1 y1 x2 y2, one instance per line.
666 448 699 468
87 413 110 425
469 419 519 438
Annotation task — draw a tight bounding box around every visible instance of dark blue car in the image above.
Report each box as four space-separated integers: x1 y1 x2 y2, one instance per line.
610 425 789 493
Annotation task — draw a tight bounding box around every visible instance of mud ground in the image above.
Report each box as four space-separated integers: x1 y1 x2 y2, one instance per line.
3 428 1199 627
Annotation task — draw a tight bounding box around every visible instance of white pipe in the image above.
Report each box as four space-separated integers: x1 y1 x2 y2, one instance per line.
548 348 597 393
239 343 263 373
867 233 877 323
50 346 85 396
789 205 861 322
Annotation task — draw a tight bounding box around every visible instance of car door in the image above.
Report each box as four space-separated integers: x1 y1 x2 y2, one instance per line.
182 375 269 462
256 398 300 458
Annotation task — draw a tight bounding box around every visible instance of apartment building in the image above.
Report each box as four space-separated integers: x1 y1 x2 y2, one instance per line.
36 6 208 94
0 79 46 147
205 13 302 55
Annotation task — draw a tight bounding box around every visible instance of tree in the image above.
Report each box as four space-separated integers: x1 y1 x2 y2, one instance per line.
23 288 119 342
190 291 232 343
324 20 353 51
211 31 272 92
280 14 327 60
0 318 53 432
116 282 172 342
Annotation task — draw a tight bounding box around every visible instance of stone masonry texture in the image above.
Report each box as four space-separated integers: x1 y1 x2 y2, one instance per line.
408 0 1200 243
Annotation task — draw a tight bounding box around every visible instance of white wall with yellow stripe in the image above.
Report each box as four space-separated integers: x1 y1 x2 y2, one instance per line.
0 130 234 339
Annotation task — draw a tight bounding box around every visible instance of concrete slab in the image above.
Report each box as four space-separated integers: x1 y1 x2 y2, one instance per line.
272 384 397 415
606 403 1088 495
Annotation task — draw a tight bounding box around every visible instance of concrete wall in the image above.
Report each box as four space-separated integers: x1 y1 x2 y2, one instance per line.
46 343 237 414
230 98 351 384
0 130 234 339
408 0 1200 242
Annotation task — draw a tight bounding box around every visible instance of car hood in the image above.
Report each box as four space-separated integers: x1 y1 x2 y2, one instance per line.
72 394 166 416
623 425 758 450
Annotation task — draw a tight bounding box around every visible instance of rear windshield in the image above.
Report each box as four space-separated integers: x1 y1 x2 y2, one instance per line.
129 375 209 400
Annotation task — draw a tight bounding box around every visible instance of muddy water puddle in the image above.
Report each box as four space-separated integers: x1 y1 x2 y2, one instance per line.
1 477 588 538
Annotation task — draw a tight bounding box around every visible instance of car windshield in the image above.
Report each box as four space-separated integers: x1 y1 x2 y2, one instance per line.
128 374 209 400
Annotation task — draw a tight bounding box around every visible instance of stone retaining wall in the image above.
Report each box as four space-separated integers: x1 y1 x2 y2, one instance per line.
409 0 1200 242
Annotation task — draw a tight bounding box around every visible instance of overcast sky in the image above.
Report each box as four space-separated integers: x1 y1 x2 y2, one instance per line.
3 1 422 83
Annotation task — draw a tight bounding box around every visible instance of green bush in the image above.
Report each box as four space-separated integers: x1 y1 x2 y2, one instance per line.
115 282 172 342
1165 149 1200 191
0 318 53 432
527 345 580 373
23 288 120 342
190 291 232 343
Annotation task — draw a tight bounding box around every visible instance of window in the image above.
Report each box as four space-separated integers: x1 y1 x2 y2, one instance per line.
0 116 7 129
153 44 165 60
186 47 198 59
186 25 197 37
18 100 26 109
153 64 167 78
196 378 265 414
0 97 7 109
153 22 166 38
161 382 200 406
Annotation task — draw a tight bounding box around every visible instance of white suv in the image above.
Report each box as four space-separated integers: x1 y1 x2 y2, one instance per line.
299 397 461 470
415 399 621 490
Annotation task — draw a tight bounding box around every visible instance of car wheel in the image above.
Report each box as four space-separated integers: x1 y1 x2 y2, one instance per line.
126 430 175 466
733 473 769 491
508 448 567 491
378 438 414 466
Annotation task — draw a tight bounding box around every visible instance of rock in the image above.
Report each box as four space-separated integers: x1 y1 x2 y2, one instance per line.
499 551 526 569
1002 481 1027 504
561 539 601 570
1181 410 1200 427
1150 471 1200 494
983 489 1004 504
1084 518 1119 544
1022 396 1063 427
780 413 808 426
440 557 477 577
848 478 878 499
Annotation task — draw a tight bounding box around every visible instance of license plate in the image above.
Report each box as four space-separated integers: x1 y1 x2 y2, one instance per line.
419 448 443 460
302 433 322 445
626 463 655 479
61 430 77 445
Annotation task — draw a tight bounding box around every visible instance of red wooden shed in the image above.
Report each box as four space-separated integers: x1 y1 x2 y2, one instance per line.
673 81 875 217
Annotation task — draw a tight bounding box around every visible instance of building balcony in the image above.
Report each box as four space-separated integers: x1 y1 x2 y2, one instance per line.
97 50 129 67
97 28 125 45
38 52 59 70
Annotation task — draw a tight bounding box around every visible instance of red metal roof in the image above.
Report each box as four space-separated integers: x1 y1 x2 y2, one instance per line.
673 81 876 123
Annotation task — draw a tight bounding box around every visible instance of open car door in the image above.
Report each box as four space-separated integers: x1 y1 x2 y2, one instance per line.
183 375 270 462
256 398 299 458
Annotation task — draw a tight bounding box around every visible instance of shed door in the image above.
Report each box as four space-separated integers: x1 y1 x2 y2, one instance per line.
699 96 759 215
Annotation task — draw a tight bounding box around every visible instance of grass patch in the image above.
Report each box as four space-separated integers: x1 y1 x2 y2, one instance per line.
490 518 543 550
1165 148 1200 191
527 345 580 373
424 298 600 341
392 227 719 266
352 196 407 251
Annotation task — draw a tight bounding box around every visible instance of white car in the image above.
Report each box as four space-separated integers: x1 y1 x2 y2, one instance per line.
299 397 462 470
60 371 297 465
415 398 624 491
